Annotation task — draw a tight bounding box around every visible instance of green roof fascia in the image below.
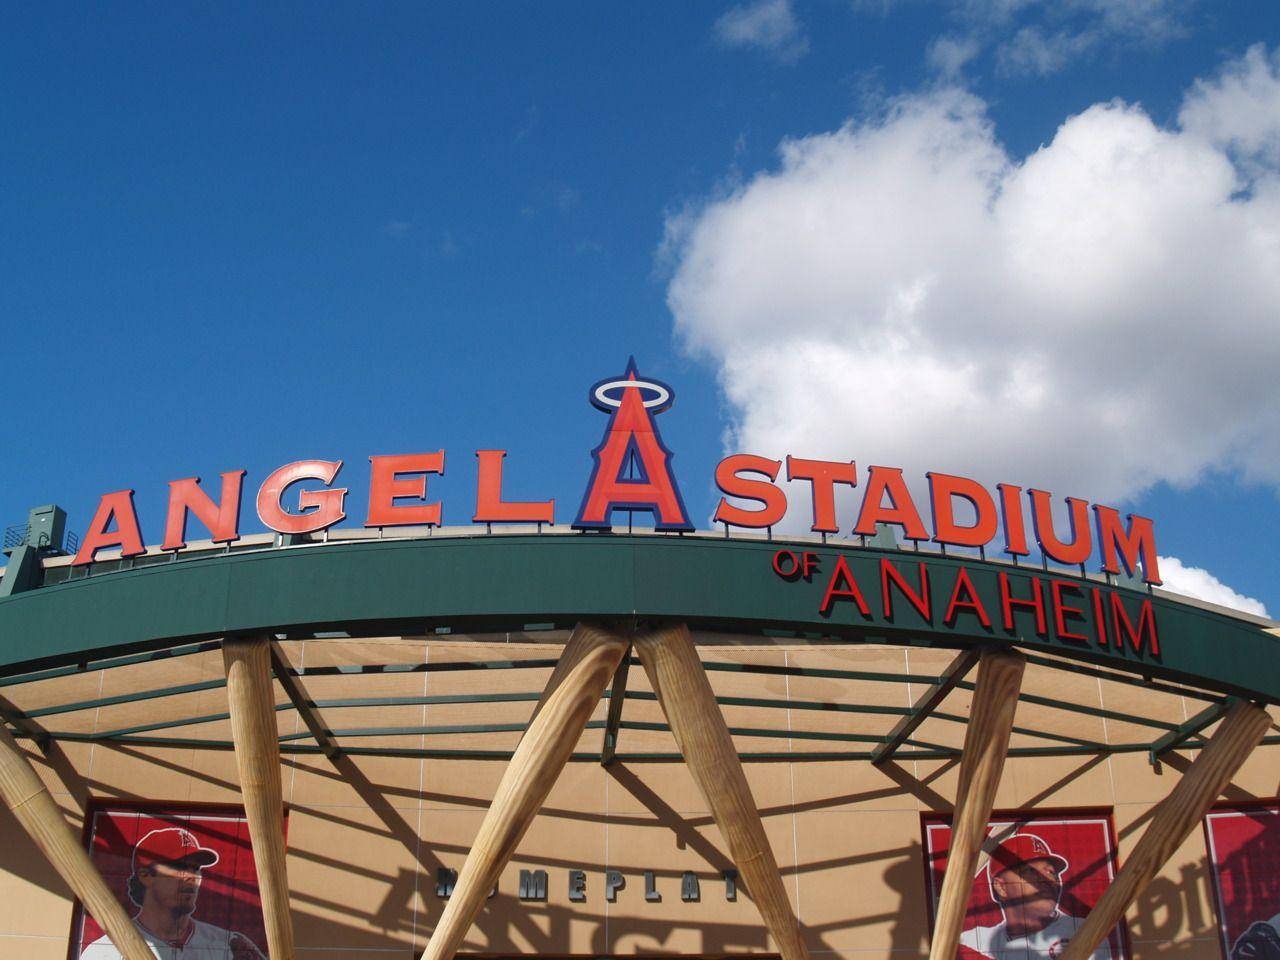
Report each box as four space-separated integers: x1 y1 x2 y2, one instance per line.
0 534 1273 703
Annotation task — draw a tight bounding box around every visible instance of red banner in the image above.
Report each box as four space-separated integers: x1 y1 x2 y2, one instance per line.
73 804 276 959
1205 804 1280 959
924 812 1126 959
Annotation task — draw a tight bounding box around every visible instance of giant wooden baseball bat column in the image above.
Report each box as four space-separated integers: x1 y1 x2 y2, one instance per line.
419 622 629 960
0 722 155 960
633 623 809 960
224 637 295 960
929 649 1026 960
1058 698 1272 960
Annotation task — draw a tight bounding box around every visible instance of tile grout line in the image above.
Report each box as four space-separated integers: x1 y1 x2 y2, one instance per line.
604 749 610 949
283 638 305 942
902 648 919 811
85 665 106 793
1097 675 1117 807
783 649 800 925
287 640 304 805
412 639 430 953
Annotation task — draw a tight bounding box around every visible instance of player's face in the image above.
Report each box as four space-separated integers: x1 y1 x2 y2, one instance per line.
141 859 203 914
992 858 1062 919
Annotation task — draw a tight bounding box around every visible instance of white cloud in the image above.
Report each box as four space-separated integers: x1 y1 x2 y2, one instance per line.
1157 556 1269 618
966 0 1188 37
997 25 1095 76
918 0 1191 77
927 34 982 79
714 0 809 64
1180 44 1280 171
664 48 1280 536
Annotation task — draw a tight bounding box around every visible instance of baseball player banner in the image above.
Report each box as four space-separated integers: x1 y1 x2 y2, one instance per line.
924 812 1127 960
1205 804 1280 960
73 803 278 960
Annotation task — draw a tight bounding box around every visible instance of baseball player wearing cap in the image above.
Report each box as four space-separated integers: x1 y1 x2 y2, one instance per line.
79 826 265 960
959 833 1112 960
1231 912 1280 960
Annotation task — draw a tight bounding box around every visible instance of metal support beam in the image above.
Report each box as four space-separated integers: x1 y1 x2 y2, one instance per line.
24 730 1280 763
600 645 632 765
0 693 51 755
292 657 559 678
268 641 339 761
634 623 809 960
0 640 224 690
1147 697 1235 765
873 648 979 765
702 659 942 685
224 637 295 960
1059 699 1272 960
1018 651 1221 702
0 721 154 960
956 681 1182 732
23 678 228 719
929 650 1026 960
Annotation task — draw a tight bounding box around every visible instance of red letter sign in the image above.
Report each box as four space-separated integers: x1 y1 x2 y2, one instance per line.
366 453 445 528
1111 593 1160 656
997 483 1030 559
786 457 856 534
927 472 997 549
74 490 146 565
573 360 692 531
713 455 786 529
162 471 245 550
943 568 991 628
258 460 348 534
1093 506 1161 585
852 466 929 541
473 450 554 524
820 555 871 617
1029 490 1092 566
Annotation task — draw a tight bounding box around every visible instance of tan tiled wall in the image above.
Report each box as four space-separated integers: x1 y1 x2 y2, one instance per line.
1 639 1276 960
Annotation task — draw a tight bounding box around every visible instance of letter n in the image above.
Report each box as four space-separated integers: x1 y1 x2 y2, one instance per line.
162 471 245 550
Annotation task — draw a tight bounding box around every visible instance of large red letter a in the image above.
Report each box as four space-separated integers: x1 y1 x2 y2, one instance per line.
573 359 692 532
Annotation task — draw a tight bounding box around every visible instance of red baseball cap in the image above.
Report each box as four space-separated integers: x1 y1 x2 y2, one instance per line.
132 827 219 873
987 833 1068 876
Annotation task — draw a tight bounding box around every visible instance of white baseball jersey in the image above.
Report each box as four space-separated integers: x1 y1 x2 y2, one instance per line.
80 917 258 960
960 912 1113 960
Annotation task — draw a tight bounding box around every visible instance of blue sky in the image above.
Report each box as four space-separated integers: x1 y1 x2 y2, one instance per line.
2 2 1277 614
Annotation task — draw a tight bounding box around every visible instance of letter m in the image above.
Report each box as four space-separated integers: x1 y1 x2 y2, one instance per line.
1111 593 1160 657
1094 506 1161 585
519 869 548 901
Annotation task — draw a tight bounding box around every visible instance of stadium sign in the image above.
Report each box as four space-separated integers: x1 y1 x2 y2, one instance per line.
769 546 1160 657
70 360 1159 585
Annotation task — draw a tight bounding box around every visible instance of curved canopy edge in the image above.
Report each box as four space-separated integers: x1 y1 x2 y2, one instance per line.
0 534 1275 702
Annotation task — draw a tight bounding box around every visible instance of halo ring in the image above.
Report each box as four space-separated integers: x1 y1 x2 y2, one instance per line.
592 379 670 409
